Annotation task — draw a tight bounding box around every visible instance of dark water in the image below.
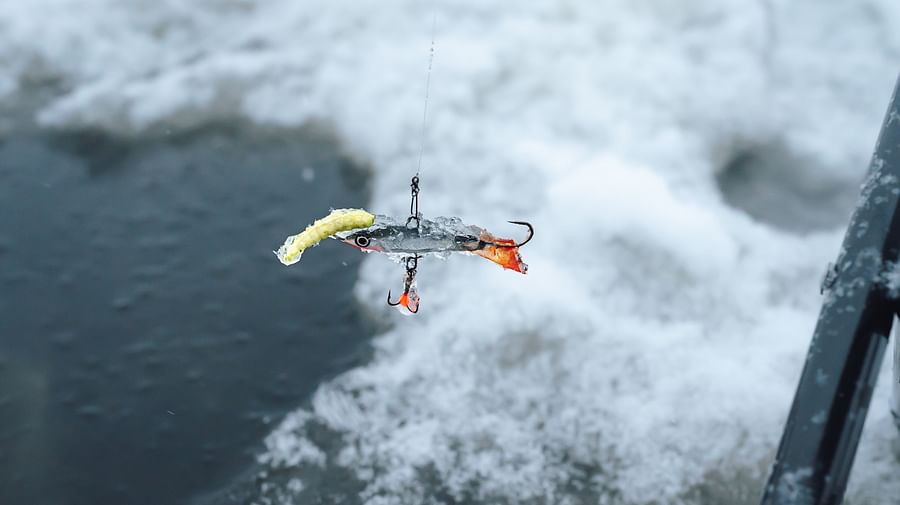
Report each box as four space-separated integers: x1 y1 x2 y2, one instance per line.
0 125 374 505
716 141 857 233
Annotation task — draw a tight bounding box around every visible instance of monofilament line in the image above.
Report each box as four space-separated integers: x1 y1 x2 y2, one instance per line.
415 4 437 178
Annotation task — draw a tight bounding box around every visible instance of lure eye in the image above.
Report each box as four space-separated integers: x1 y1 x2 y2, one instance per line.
355 236 370 247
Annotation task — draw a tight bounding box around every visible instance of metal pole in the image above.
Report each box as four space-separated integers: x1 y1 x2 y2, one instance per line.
760 74 900 505
893 331 900 432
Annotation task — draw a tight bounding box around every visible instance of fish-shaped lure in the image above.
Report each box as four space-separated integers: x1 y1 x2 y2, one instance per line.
274 208 532 313
336 214 531 273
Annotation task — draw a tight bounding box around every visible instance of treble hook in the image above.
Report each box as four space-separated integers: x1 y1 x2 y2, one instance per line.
386 282 420 313
386 255 421 313
386 288 420 313
506 221 534 247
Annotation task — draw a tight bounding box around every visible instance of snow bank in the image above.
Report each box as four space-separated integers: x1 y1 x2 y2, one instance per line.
5 0 900 503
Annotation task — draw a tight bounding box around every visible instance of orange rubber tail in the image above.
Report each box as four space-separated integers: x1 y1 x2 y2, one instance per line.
473 233 528 274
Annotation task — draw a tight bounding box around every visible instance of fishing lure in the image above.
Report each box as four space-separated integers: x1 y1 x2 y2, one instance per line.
273 192 533 314
337 215 532 273
341 214 532 314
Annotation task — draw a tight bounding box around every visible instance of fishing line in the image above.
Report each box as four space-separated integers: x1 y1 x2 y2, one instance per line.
415 1 437 179
406 1 436 228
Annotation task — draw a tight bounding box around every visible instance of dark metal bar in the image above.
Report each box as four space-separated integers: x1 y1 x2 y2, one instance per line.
893 321 900 432
760 74 900 505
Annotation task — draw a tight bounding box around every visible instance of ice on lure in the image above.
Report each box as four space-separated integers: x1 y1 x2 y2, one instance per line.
274 208 530 273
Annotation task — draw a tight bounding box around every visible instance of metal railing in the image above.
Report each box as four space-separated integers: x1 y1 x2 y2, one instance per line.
761 73 900 505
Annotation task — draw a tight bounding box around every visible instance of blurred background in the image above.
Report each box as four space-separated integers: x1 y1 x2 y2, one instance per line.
1 1 900 504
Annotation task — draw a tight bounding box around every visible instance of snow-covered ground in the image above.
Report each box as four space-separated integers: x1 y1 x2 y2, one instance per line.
4 0 900 503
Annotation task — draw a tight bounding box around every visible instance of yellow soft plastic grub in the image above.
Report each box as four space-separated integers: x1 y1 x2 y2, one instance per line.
274 208 375 265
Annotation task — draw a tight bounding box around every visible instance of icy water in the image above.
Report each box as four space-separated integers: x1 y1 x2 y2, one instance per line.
0 125 374 505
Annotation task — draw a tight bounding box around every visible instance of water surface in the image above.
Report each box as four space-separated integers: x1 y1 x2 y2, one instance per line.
0 125 373 505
